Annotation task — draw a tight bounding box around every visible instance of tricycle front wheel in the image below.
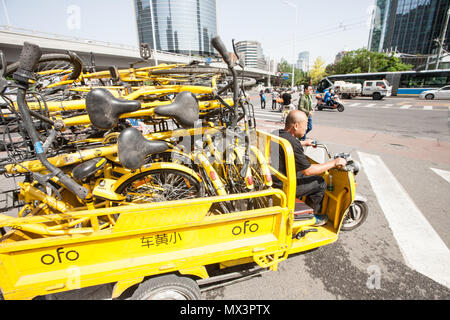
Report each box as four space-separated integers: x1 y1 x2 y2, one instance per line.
341 200 368 231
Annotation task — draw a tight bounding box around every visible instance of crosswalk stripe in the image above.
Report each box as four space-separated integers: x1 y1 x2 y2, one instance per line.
430 168 450 183
362 104 375 108
348 103 360 107
400 105 412 109
423 106 433 110
358 152 450 288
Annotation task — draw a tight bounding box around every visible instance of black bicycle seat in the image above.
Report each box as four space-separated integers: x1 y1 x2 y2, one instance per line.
86 88 141 130
118 127 168 170
72 158 106 181
154 91 199 128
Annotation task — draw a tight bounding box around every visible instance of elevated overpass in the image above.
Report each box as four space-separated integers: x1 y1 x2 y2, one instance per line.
0 26 277 83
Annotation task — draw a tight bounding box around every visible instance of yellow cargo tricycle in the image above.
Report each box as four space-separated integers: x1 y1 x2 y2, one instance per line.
0 38 359 300
0 127 358 300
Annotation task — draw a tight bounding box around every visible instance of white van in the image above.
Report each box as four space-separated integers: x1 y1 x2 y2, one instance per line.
362 80 392 100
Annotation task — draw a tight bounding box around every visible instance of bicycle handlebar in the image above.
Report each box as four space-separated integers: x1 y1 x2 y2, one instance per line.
211 36 251 179
13 42 89 199
211 37 232 67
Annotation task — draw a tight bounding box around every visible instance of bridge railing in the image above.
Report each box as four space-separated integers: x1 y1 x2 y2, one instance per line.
0 25 277 76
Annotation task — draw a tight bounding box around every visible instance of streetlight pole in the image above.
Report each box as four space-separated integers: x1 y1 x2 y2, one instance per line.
149 0 159 65
283 0 298 90
368 56 371 73
435 6 450 70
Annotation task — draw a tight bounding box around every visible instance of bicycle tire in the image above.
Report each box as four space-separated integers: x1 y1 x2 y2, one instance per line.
5 52 83 89
115 168 203 204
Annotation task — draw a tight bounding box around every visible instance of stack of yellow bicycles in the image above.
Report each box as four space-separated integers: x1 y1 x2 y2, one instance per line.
0 37 272 239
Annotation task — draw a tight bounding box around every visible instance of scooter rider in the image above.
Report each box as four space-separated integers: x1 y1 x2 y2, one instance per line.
323 89 331 105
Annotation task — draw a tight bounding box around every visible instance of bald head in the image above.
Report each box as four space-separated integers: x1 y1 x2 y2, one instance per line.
285 110 308 129
284 110 308 139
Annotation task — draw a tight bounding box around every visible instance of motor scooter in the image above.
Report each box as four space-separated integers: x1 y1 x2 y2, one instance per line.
316 94 345 112
310 141 368 230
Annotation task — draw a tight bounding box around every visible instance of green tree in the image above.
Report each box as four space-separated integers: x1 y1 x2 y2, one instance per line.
327 49 413 75
310 57 327 85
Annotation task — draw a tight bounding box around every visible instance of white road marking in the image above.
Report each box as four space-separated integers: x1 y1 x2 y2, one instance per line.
348 103 360 107
423 106 433 111
362 104 376 108
430 168 450 184
381 104 393 108
358 152 450 288
400 105 412 109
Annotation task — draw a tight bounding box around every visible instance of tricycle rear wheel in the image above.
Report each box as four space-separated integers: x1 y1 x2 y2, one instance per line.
130 274 201 300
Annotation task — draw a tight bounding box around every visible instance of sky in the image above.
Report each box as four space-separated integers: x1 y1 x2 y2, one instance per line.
0 0 375 66
216 0 375 66
0 0 139 46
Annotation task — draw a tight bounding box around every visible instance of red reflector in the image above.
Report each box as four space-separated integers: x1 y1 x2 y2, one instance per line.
209 171 217 180
247 176 253 185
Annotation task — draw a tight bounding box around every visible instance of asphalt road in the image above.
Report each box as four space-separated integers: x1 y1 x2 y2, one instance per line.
202 91 450 300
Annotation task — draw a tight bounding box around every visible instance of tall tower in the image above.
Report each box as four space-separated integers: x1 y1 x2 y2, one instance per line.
134 0 217 56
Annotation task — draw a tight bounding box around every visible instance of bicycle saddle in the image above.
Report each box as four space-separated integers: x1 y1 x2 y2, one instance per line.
118 127 168 170
154 91 199 128
72 158 106 181
86 88 141 130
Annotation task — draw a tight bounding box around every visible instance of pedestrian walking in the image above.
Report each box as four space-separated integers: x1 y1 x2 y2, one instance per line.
272 90 279 110
298 85 314 140
260 90 266 109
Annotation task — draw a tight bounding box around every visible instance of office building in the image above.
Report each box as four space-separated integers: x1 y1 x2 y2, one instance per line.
134 0 217 56
368 0 450 56
235 40 267 69
334 51 348 64
296 51 309 71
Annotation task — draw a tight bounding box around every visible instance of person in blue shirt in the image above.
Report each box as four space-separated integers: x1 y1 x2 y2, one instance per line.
323 89 331 105
259 90 266 109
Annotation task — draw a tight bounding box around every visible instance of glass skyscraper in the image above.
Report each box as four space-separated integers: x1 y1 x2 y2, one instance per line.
134 0 217 56
369 0 450 55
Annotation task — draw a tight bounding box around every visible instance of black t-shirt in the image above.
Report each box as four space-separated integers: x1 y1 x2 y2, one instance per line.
270 129 311 188
282 93 292 105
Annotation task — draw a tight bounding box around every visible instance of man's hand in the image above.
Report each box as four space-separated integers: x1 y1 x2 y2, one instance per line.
300 138 315 147
334 157 347 169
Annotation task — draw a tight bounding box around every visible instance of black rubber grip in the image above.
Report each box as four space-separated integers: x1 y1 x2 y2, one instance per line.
57 173 89 199
211 36 232 66
18 42 42 72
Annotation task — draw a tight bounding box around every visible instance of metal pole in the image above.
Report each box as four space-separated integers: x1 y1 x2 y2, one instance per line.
436 6 450 70
292 6 298 90
283 0 297 90
149 0 159 65
1 0 11 26
268 58 271 87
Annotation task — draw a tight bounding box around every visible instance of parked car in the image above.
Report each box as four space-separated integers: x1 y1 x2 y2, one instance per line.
419 85 450 100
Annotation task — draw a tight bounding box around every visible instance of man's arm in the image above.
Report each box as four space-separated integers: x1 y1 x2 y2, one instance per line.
301 158 347 176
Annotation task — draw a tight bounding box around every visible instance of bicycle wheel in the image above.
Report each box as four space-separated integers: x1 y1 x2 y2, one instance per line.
115 168 203 204
6 52 83 92
249 160 273 210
